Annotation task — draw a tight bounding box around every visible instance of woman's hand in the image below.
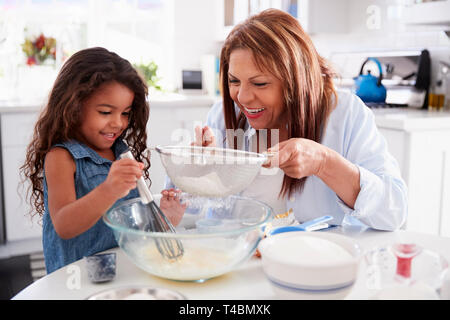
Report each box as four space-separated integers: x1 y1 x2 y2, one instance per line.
263 138 328 179
101 158 144 199
191 125 216 147
264 138 360 208
160 188 187 226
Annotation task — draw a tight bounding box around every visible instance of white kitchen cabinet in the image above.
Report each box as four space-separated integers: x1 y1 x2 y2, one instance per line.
440 146 450 237
216 0 349 41
297 0 349 34
406 130 450 237
1 112 41 242
377 113 450 237
402 0 450 27
378 128 407 182
147 106 212 194
146 107 179 194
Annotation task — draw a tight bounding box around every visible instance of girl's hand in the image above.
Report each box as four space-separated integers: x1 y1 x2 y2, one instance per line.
263 138 328 179
102 158 144 199
191 125 216 147
160 188 187 226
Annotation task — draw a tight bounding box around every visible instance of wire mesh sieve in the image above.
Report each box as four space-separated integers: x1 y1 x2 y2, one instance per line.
154 145 270 198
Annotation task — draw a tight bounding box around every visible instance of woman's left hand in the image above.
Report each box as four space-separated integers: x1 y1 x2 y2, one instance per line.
160 188 187 226
263 138 328 179
264 138 360 209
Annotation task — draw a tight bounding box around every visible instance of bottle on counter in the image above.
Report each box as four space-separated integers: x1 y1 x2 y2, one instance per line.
428 61 449 111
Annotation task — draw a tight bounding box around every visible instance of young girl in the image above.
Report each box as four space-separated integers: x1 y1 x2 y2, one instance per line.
21 47 183 274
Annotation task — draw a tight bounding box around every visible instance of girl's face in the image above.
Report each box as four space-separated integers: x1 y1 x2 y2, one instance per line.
228 48 286 130
79 81 134 158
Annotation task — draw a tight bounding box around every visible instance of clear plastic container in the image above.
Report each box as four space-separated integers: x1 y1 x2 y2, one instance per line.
365 243 449 299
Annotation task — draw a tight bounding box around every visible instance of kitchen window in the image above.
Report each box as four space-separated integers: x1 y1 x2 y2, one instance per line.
0 0 174 101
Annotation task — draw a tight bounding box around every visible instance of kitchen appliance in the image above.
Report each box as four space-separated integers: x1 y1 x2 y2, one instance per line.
354 58 387 103
103 193 272 282
181 70 205 95
330 49 431 108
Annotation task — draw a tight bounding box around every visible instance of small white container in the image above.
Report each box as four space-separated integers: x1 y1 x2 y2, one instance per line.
86 286 186 300
258 232 361 298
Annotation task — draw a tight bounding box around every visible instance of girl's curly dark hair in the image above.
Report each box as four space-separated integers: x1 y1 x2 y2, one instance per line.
20 47 150 218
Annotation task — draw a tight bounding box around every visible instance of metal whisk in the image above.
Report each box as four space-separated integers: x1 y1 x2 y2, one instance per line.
120 150 184 261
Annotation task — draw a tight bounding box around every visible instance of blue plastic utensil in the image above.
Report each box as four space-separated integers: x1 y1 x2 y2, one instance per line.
268 215 334 236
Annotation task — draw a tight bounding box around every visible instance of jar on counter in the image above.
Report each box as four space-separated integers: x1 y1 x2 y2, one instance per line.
428 60 449 111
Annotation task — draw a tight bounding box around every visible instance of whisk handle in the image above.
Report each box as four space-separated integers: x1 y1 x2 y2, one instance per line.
120 150 153 204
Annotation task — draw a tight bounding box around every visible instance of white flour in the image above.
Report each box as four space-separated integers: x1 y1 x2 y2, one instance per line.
139 244 235 281
265 236 354 265
174 172 231 197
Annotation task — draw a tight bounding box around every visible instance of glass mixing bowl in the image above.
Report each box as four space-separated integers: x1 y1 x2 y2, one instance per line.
103 193 273 282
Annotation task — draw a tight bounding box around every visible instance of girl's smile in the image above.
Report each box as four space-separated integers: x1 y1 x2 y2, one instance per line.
79 81 134 159
101 132 120 141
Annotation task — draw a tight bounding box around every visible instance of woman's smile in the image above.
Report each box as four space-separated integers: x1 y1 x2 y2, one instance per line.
243 106 266 119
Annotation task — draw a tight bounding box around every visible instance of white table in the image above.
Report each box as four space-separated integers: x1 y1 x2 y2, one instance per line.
12 227 450 300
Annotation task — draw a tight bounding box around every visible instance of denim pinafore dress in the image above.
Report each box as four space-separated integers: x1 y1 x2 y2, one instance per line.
42 140 139 274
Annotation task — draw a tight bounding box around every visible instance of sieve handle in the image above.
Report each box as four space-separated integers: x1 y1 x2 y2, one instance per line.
119 150 153 204
262 151 276 166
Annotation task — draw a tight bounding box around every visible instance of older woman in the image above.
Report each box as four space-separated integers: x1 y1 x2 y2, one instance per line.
167 9 407 231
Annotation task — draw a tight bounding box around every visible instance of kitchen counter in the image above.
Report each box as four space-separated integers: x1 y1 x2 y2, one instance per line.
12 228 450 300
372 108 450 131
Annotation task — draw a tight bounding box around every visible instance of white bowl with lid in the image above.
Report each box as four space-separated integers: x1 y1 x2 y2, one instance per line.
258 231 361 298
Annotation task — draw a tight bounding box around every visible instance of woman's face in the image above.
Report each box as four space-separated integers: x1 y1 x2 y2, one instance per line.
79 81 134 158
228 48 286 130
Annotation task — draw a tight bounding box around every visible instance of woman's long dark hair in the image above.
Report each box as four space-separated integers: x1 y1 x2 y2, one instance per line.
21 47 150 218
220 9 338 199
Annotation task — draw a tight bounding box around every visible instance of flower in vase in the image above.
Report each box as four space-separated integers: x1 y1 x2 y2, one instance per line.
26 56 37 66
21 33 57 66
